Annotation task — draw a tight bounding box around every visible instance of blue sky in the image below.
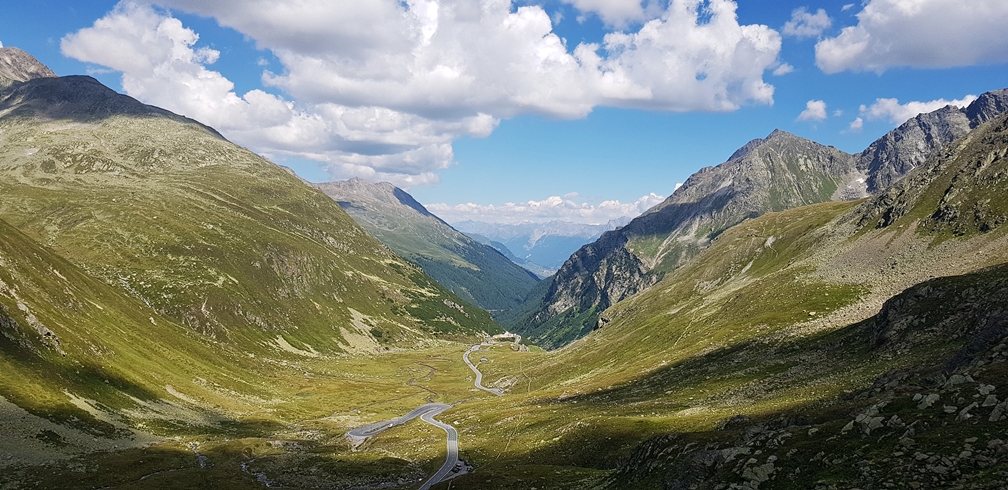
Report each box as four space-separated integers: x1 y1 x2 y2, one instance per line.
2 0 1007 224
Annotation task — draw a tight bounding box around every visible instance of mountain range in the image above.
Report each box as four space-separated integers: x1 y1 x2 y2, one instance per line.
516 88 1008 348
314 178 539 319
454 219 626 276
4 45 1008 490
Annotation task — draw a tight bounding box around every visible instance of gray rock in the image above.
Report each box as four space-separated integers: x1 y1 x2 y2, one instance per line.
0 47 57 84
982 394 998 407
957 402 978 421
918 393 940 409
946 374 969 386
989 401 1007 422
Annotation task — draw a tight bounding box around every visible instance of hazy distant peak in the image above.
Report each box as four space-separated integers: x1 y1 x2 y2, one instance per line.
0 47 56 84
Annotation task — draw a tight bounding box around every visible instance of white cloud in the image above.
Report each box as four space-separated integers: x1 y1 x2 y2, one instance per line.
841 3 854 12
561 0 661 28
816 0 1008 73
782 7 831 38
848 116 863 131
860 94 977 124
0 41 4 48
772 63 794 76
60 2 496 187
63 0 782 185
832 109 843 117
427 192 665 224
797 99 827 122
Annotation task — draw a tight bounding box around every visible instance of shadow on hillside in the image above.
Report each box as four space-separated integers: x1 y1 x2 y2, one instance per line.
466 263 1008 482
0 75 224 138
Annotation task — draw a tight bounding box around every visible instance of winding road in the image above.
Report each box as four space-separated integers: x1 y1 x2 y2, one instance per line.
464 344 503 396
347 338 511 488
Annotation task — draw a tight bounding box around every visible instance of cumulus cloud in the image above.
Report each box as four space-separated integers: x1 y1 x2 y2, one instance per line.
60 2 494 187
562 0 642 27
797 99 827 122
859 94 977 124
427 192 665 224
816 0 1008 73
772 63 794 76
782 7 831 38
848 117 863 132
63 0 782 185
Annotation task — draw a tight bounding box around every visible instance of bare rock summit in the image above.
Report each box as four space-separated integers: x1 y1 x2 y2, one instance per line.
0 47 56 84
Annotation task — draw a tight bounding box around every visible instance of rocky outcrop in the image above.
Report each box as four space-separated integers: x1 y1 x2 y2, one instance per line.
857 88 1008 194
0 47 56 85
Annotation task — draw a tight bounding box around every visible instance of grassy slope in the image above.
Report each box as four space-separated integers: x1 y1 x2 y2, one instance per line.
319 182 539 318
3 76 1008 489
424 117 1008 488
0 77 499 356
0 75 505 486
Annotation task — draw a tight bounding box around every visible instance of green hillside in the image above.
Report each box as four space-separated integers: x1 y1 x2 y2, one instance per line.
3 47 1008 490
0 75 498 354
315 179 539 319
426 114 1008 488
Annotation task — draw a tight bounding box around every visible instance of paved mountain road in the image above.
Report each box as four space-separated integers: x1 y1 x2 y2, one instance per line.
464 344 503 396
418 407 459 490
347 340 506 488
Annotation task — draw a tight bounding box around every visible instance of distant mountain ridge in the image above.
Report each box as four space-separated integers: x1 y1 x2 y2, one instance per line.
520 88 1008 348
315 178 540 318
454 219 627 275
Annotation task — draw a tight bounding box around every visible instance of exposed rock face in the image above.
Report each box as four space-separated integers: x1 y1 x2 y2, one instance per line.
523 130 860 348
857 89 1008 193
0 47 56 85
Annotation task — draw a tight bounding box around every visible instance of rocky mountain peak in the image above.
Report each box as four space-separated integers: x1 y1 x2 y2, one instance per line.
0 47 56 84
966 88 1008 128
728 137 765 161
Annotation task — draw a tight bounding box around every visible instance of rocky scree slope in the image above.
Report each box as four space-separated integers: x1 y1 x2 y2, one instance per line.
0 52 497 357
315 178 539 318
608 263 1008 489
522 88 1008 349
